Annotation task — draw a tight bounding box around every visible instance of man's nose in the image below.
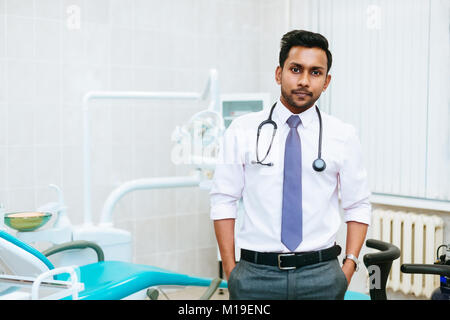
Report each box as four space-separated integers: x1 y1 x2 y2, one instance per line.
297 72 310 87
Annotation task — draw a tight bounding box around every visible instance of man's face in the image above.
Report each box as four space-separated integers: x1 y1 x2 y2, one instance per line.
275 46 331 113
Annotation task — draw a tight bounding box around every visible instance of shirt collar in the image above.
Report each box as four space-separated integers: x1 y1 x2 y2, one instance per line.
273 97 317 129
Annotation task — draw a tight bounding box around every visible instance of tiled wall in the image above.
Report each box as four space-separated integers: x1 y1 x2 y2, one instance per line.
0 0 293 278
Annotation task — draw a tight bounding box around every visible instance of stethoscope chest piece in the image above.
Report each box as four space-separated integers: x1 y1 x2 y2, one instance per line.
312 158 326 172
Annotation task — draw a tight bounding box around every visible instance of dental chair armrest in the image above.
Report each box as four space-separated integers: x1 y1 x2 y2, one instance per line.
199 278 223 300
42 240 105 262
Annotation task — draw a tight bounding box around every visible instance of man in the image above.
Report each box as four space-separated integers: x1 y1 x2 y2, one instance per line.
210 30 371 300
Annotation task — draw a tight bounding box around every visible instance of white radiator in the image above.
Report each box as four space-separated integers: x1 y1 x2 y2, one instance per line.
370 209 444 298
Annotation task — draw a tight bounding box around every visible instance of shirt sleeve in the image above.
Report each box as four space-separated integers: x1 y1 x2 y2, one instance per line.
209 121 245 220
338 126 372 225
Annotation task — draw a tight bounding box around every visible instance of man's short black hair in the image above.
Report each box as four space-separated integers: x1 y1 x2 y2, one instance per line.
279 30 332 74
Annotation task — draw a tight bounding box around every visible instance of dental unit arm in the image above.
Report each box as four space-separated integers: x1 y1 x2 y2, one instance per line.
82 69 221 227
74 69 223 266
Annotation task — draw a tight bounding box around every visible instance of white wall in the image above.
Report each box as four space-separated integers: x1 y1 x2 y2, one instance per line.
303 0 450 203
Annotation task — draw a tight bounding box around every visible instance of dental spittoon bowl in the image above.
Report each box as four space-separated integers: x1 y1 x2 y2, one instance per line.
4 212 52 232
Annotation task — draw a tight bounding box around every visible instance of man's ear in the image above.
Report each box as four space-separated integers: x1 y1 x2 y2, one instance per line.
323 73 331 92
275 66 282 85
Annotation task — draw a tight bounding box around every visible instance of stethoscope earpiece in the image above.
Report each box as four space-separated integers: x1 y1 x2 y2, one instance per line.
251 160 274 167
254 102 326 172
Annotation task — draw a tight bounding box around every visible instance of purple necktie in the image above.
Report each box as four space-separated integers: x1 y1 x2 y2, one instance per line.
281 115 303 252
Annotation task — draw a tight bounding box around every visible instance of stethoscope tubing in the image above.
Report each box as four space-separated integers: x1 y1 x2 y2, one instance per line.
253 102 326 172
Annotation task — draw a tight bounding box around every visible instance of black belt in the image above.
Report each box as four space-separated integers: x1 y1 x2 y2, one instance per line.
240 245 342 270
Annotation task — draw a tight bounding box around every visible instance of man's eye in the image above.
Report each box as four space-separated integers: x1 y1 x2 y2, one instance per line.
292 67 300 73
312 70 321 76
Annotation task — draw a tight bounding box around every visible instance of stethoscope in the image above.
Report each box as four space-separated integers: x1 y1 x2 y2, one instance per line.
251 102 326 172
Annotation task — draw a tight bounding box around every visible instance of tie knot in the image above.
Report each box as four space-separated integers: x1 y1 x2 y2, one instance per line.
287 115 301 129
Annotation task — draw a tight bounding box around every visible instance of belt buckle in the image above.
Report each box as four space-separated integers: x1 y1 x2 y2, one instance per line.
277 253 296 270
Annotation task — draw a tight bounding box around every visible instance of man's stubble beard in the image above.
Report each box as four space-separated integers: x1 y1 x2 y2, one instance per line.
280 84 318 113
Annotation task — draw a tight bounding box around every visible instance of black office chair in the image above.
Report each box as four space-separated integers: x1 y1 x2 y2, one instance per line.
363 239 401 300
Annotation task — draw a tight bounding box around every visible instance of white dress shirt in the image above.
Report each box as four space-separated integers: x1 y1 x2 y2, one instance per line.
210 99 371 253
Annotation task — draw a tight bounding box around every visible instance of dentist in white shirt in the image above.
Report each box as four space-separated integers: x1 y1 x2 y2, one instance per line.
210 30 371 300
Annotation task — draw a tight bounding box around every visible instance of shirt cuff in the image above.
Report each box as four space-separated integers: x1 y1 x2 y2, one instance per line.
343 204 372 225
210 202 238 220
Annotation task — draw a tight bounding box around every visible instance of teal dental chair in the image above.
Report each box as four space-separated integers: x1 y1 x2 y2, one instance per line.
0 230 227 300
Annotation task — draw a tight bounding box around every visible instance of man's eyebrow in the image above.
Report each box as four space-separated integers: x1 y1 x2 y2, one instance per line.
288 62 326 70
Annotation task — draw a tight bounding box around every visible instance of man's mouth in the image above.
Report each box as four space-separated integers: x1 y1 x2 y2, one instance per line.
292 90 312 98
